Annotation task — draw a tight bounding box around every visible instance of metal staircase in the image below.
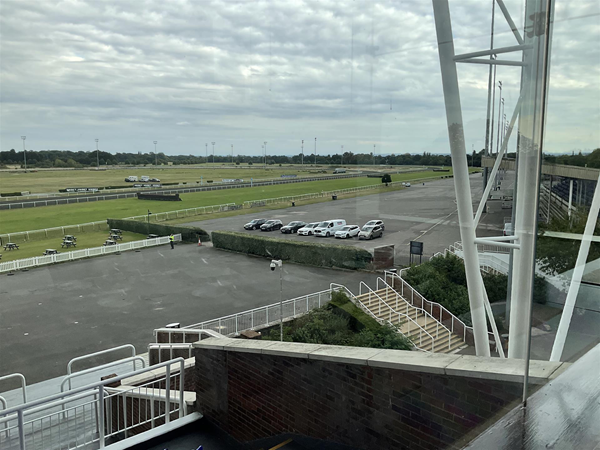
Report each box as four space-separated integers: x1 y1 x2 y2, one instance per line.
355 278 468 354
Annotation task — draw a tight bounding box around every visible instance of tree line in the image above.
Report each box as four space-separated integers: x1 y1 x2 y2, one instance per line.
1 147 597 169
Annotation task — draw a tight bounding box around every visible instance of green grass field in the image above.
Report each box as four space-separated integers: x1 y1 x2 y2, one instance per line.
0 170 467 234
0 230 147 262
0 164 420 194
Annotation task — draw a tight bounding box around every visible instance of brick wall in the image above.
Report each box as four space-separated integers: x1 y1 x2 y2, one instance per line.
193 340 564 450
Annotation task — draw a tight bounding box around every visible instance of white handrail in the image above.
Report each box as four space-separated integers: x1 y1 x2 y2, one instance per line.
358 281 435 352
376 277 454 351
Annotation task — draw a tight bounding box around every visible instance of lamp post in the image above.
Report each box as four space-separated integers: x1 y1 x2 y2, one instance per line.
373 144 376 165
153 141 158 166
270 259 284 341
341 145 344 166
231 144 234 164
21 136 26 170
95 138 99 169
211 142 215 164
264 141 268 166
301 140 304 165
205 143 208 162
314 137 317 165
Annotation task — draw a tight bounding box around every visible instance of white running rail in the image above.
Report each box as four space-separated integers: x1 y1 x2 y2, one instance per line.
358 282 435 352
0 234 181 274
0 358 187 450
376 277 455 351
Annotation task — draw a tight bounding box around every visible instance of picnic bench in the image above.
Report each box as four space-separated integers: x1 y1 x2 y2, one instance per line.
43 249 59 256
61 240 77 249
63 235 77 242
103 239 117 246
110 228 123 235
110 234 123 241
146 234 159 239
3 243 19 250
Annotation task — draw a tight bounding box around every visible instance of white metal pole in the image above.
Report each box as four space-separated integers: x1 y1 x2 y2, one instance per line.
314 138 317 165
483 0 495 189
279 264 283 342
568 179 573 218
21 136 27 170
301 140 304 165
95 138 99 170
432 0 490 356
550 174 600 361
509 0 554 360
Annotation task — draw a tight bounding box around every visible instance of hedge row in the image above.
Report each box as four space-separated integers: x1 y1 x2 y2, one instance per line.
211 231 372 270
107 219 210 242
1 192 23 197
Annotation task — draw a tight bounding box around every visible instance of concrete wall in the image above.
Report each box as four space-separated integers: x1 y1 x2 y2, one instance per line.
193 338 567 450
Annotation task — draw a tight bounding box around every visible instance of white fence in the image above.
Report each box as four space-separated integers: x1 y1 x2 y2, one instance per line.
0 234 181 274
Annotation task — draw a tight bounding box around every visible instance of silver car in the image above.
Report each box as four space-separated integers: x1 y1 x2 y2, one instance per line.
364 219 385 231
358 225 384 240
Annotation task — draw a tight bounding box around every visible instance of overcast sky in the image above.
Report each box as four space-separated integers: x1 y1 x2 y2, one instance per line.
1 0 598 157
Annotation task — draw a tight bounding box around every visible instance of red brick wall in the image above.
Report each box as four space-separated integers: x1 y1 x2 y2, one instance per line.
194 348 522 450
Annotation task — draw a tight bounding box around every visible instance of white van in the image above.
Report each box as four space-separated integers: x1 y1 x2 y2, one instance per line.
140 175 150 182
125 176 138 182
313 219 346 237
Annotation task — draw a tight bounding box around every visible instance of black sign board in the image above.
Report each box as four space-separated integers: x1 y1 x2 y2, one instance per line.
409 241 423 265
65 187 99 193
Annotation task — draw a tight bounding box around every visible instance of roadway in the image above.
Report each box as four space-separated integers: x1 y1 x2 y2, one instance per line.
185 174 505 265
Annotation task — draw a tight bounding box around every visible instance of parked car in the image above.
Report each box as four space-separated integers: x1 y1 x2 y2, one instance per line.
140 176 150 182
244 218 267 230
358 225 384 240
297 222 320 236
364 219 385 231
314 219 347 237
260 219 283 231
124 176 138 182
281 221 307 234
503 223 514 236
149 177 160 182
335 225 360 239
402 182 411 187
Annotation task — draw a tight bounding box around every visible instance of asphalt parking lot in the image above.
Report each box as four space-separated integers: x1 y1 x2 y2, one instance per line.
0 244 376 384
186 175 504 264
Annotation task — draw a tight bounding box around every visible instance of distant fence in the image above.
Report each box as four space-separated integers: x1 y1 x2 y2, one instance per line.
0 235 181 274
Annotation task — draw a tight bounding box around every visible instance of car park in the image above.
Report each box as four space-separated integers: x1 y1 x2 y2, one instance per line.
313 219 347 237
281 221 307 234
358 225 384 240
364 219 385 231
260 219 283 231
335 225 360 239
297 222 320 236
244 218 267 230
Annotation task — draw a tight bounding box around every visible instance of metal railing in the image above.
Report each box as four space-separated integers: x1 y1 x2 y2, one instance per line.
0 234 181 274
179 289 332 335
148 344 194 364
0 374 27 438
0 358 186 450
434 242 510 274
385 271 499 354
375 277 454 351
358 282 435 352
66 345 139 390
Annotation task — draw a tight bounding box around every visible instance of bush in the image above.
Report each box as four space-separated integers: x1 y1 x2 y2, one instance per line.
107 219 210 242
381 173 392 184
212 231 372 270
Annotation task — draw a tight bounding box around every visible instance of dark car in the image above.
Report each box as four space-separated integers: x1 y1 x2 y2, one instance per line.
260 219 283 231
149 178 160 182
244 218 267 230
280 221 307 234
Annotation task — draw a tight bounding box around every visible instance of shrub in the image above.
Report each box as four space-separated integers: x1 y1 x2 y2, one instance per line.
381 173 392 184
212 231 372 270
107 219 210 242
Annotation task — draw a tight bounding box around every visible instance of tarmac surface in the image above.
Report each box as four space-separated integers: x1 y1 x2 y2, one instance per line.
185 174 505 265
0 244 376 384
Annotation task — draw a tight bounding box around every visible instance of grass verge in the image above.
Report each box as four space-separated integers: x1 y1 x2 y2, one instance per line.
0 230 147 262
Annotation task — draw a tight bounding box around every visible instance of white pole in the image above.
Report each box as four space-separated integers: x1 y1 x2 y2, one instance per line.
550 174 600 361
432 0 490 356
508 0 554 360
568 179 573 218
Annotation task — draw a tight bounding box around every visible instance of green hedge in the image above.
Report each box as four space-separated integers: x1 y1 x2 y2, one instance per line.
107 219 210 242
1 192 23 197
211 231 372 270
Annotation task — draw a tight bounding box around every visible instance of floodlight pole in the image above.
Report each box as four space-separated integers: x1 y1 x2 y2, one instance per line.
264 141 267 168
153 141 158 166
211 142 215 164
21 136 27 170
205 143 208 161
301 140 304 165
95 139 99 169
341 145 344 166
231 144 234 163
432 0 490 356
314 138 317 165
